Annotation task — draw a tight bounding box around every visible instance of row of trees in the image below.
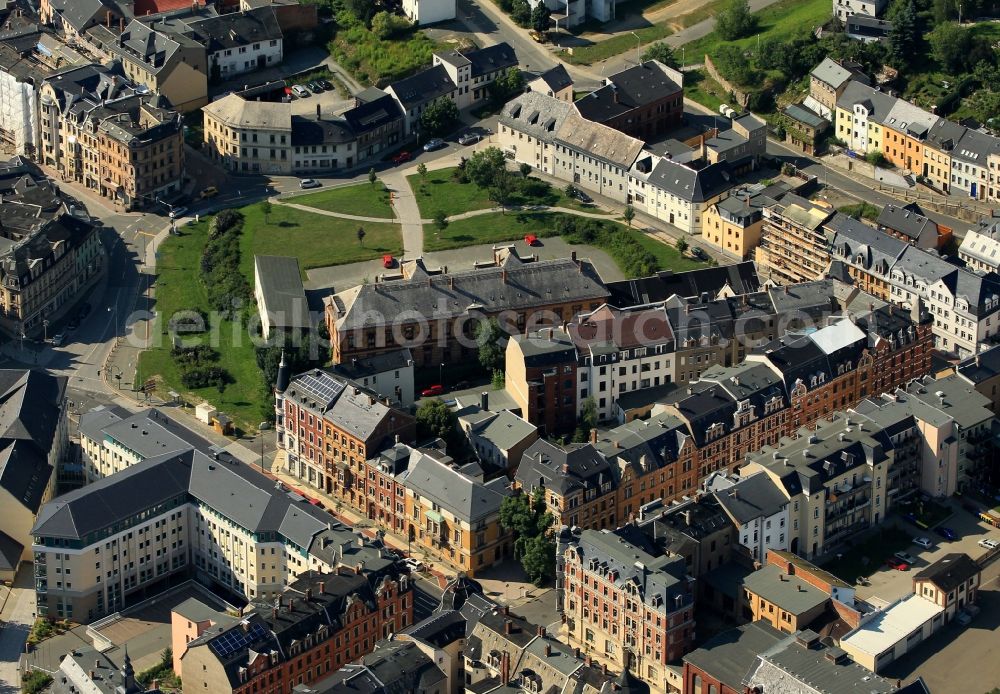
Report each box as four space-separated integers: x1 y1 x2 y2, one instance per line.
497 0 553 33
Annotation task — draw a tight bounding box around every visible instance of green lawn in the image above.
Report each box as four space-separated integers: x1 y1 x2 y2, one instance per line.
328 15 446 84
820 526 912 582
684 69 727 112
564 23 674 65
252 204 401 271
138 218 271 430
684 0 831 66
424 211 561 251
290 182 395 219
409 168 591 218
140 204 401 429
631 231 710 272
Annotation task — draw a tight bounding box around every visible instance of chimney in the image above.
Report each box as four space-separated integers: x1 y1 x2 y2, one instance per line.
272 607 277 620
355 562 363 574
480 391 489 411
590 428 598 444
500 650 511 685
305 588 313 601
503 619 512 634
501 269 508 283
574 647 581 658
544 643 551 656
571 250 577 261
449 275 455 290
316 104 320 118
537 625 546 637
286 597 294 612
119 16 124 31
585 655 592 667
503 605 510 616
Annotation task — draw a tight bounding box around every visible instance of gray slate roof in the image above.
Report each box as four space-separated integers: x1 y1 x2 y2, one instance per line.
683 621 785 688
713 472 788 524
399 449 511 523
741 564 829 615
499 91 572 144
254 255 310 331
646 159 735 203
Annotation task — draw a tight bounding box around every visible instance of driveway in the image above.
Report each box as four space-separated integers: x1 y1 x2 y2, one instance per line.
0 566 35 693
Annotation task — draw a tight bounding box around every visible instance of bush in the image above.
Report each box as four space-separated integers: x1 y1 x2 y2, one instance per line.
23 671 53 694
201 210 250 317
558 217 660 278
715 0 756 41
171 345 219 367
180 367 230 389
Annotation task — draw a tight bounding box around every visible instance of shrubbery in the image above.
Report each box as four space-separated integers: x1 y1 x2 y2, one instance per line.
180 367 230 390
201 210 250 318
555 216 660 278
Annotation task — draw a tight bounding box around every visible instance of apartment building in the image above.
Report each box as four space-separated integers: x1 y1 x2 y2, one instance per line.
834 80 897 157
806 57 870 120
39 64 184 209
329 348 415 409
497 90 574 173
514 438 617 530
324 249 609 368
711 472 789 563
31 446 396 621
401 447 513 576
755 194 836 284
958 213 1000 273
0 370 67 569
955 343 1000 414
0 157 103 336
881 100 939 172
574 60 683 139
455 401 538 475
387 43 516 133
180 569 413 694
275 367 416 496
913 553 981 621
78 406 213 481
554 111 644 204
701 184 780 260
630 155 736 235
876 203 940 249
505 327 581 435
827 213 909 300
526 64 574 102
87 19 208 111
557 527 695 694
569 303 675 421
833 0 889 21
186 7 283 81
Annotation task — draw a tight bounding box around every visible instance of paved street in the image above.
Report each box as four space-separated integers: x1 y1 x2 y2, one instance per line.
0 569 36 693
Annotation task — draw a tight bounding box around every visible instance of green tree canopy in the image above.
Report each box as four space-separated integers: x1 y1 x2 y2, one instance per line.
530 2 551 32
888 0 919 69
929 22 974 74
475 317 506 372
420 98 459 137
715 0 756 40
466 146 508 189
641 42 679 67
416 398 457 442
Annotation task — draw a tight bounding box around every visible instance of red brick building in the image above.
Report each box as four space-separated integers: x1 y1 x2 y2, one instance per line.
557 527 695 694
180 569 413 694
574 61 684 139
506 329 580 436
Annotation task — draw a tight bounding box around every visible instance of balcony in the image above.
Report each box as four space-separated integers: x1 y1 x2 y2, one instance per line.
35 580 48 594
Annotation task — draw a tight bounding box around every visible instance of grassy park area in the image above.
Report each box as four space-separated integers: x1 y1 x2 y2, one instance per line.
290 181 395 219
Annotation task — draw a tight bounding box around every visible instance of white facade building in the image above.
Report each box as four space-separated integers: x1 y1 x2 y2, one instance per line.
0 70 38 156
402 0 456 25
711 472 790 562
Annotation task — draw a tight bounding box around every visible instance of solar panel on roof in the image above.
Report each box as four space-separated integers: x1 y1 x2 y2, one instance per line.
209 621 268 658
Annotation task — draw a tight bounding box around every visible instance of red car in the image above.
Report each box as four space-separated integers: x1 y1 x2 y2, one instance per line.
421 384 445 397
524 234 539 246
885 557 909 571
392 151 411 165
383 254 395 268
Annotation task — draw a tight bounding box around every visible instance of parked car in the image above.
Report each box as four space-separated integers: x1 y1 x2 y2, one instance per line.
524 234 539 246
885 557 909 571
51 333 65 347
572 188 593 204
308 81 324 93
936 526 958 541
913 537 933 549
957 610 974 626
421 384 445 397
199 186 219 199
299 178 321 189
459 132 482 146
691 246 710 261
318 79 334 91
392 151 412 165
894 551 918 565
978 538 1000 550
403 558 424 572
903 512 919 525
423 138 446 152
291 85 309 98
382 254 395 268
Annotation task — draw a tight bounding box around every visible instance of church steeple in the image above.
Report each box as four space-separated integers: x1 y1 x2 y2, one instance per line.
119 647 137 692
275 349 291 393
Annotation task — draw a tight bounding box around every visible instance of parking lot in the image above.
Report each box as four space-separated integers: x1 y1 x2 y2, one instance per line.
855 501 1000 606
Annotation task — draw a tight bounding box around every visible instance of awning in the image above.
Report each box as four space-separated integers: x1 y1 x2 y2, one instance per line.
426 509 443 523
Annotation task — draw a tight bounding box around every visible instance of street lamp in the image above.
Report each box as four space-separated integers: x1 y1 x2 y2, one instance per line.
439 362 444 387
630 32 641 65
42 319 49 343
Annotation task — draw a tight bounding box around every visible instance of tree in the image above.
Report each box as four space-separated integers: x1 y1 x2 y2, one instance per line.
489 170 516 213
415 398 457 441
433 209 448 230
368 167 377 185
676 236 689 254
344 0 376 26
474 317 505 371
259 200 272 224
370 10 410 39
416 162 428 181
519 162 532 178
715 0 756 41
530 2 551 32
466 146 508 189
641 42 679 67
489 67 525 103
510 0 531 26
865 150 889 168
419 98 459 137
356 226 366 246
623 204 635 227
929 22 973 74
888 0 919 69
499 488 554 585
565 184 577 199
